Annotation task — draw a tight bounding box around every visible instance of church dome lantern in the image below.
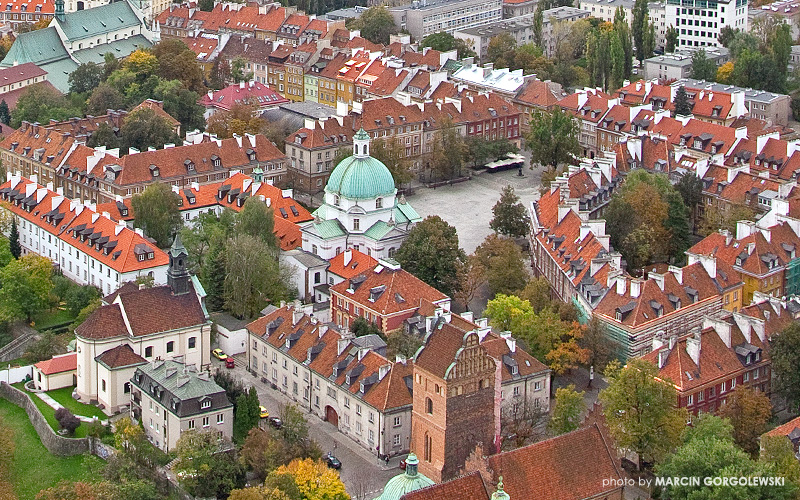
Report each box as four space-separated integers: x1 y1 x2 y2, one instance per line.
325 128 396 201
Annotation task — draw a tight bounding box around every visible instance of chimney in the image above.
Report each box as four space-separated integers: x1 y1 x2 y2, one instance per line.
658 349 669 369
686 332 701 366
616 275 627 295
239 80 245 89
337 338 349 356
318 324 328 338
696 254 717 278
650 272 665 291
378 363 391 381
630 279 641 298
669 265 683 284
343 249 352 266
669 335 677 350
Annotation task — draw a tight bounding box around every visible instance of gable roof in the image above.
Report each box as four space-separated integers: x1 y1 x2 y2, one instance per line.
487 423 623 500
95 344 147 369
327 249 378 280
34 353 77 375
401 471 490 500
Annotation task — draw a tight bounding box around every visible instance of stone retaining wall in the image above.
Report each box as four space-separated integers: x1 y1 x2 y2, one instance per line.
0 382 89 456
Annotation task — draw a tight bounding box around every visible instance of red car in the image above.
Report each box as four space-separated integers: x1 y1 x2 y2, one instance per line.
225 357 235 369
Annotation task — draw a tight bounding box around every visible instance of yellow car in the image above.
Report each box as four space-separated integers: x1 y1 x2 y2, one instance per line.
212 348 227 360
259 406 269 419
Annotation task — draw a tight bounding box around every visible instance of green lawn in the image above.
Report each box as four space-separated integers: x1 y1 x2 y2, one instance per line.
12 383 95 438
32 307 76 331
46 387 107 421
0 397 95 500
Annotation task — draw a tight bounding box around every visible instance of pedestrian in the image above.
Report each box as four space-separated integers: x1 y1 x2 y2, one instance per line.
384 455 390 466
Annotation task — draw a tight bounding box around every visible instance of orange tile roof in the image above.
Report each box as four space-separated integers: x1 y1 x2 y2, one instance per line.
487 423 623 500
327 249 378 280
514 79 563 109
401 471 490 500
330 262 448 317
764 415 800 438
34 353 77 375
0 176 169 274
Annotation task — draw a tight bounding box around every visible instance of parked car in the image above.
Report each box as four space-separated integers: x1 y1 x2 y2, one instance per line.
212 348 227 360
225 357 235 369
268 416 283 429
323 453 341 470
259 406 269 419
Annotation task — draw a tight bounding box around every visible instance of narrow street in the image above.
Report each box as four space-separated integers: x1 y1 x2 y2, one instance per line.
223 354 399 499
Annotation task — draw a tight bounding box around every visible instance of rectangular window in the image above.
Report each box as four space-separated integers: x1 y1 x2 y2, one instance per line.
356 404 362 415
202 416 210 427
188 337 196 349
393 416 401 427
166 341 174 353
188 419 195 429
393 434 401 446
217 414 224 424
145 346 153 358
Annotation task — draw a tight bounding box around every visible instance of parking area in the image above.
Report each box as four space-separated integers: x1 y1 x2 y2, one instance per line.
218 354 399 499
408 163 543 253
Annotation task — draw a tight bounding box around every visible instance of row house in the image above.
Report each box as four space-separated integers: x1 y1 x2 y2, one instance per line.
512 78 566 135
247 304 414 458
557 88 613 159
59 132 288 204
0 174 169 293
643 315 771 415
96 171 312 251
460 92 522 147
158 3 288 40
0 63 50 110
700 164 783 221
285 118 352 194
180 33 225 77
687 219 800 304
284 42 317 102
217 36 276 85
593 254 743 359
0 0 54 30
724 132 800 183
198 80 290 119
529 160 623 320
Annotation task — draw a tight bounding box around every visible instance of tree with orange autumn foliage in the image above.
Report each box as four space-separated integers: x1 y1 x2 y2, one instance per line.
206 100 265 139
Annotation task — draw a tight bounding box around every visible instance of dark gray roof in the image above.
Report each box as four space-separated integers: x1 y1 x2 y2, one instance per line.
132 360 231 418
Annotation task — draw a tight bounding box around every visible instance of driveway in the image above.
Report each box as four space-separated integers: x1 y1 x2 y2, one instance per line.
407 162 543 254
221 354 399 500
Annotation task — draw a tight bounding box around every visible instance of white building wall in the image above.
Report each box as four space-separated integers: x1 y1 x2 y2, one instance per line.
666 0 747 49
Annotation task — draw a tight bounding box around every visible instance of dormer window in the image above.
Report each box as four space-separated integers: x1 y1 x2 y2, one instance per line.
201 399 211 409
185 159 196 172
210 155 220 168
150 165 160 177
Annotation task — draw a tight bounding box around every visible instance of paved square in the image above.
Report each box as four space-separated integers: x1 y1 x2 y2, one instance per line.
407 166 543 253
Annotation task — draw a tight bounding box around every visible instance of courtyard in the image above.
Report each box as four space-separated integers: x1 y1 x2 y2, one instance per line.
408 164 543 253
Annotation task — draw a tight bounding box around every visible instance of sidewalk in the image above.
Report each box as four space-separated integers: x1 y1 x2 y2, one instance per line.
35 391 108 425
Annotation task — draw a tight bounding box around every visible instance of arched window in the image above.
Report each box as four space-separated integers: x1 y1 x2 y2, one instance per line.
424 432 432 462
388 247 396 258
478 379 484 390
376 197 382 209
426 397 433 414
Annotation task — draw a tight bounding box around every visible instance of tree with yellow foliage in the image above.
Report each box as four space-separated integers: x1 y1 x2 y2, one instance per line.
273 458 349 500
124 49 158 77
716 61 734 84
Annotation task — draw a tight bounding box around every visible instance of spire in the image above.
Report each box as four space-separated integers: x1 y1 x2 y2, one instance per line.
492 476 510 500
54 0 64 21
167 234 190 295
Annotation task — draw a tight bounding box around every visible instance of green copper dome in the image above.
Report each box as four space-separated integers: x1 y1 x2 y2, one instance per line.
326 128 395 200
376 454 434 500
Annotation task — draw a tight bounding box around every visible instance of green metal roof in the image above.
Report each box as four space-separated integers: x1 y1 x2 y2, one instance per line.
0 27 69 66
326 154 396 200
376 454 434 500
394 202 421 224
72 35 152 65
56 1 143 40
136 359 228 402
306 219 346 240
363 221 393 240
39 59 81 93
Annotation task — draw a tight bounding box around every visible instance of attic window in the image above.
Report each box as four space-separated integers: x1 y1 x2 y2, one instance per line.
201 399 211 409
185 159 196 172
149 165 160 177
210 155 220 168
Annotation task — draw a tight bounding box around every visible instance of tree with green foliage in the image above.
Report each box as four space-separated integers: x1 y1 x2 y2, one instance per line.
579 317 615 371
68 62 104 94
348 6 397 45
23 331 64 364
490 185 530 238
526 107 580 170
717 385 772 456
673 85 692 116
614 7 633 78
0 99 10 125
718 25 738 47
475 234 529 296
0 254 53 322
770 322 800 412
500 395 548 450
64 284 100 317
350 316 383 338
153 79 205 134
224 235 291 319
533 4 544 47
549 385 586 435
86 83 127 116
198 0 213 10
420 31 476 59
182 209 235 272
609 30 626 92
9 218 20 259
152 38 206 93
370 137 414 187
657 413 796 500
600 359 687 469
632 0 649 62
202 244 226 313
87 122 121 149
675 173 703 232
642 19 656 61
761 434 800 490
236 197 277 248
691 49 718 81
0 237 11 268
175 430 246 498
487 33 518 69
11 83 83 128
665 25 679 52
131 183 182 248
231 57 254 83
395 215 466 297
234 386 262 444
699 203 756 236
120 108 181 153
428 116 466 181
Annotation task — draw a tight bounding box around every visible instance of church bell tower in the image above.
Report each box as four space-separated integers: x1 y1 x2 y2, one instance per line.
167 233 190 295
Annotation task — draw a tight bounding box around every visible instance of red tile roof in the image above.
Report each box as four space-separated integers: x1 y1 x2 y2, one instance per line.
764 415 800 438
487 423 623 500
401 472 490 500
327 249 378 280
0 62 47 86
514 79 563 109
199 81 289 111
34 353 77 375
95 344 146 369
